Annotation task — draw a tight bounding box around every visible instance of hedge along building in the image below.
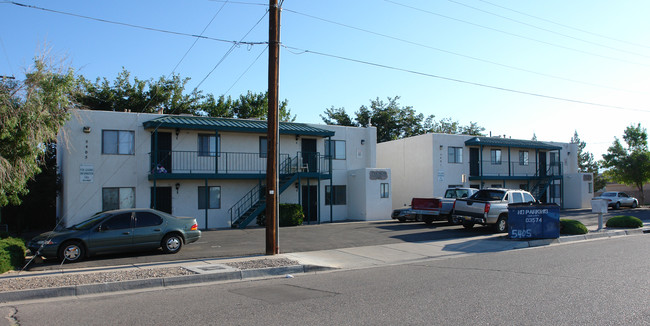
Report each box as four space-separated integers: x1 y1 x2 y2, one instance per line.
376 133 593 210
57 110 391 229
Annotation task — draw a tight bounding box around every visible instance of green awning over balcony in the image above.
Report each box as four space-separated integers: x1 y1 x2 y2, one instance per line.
465 137 562 150
143 115 335 137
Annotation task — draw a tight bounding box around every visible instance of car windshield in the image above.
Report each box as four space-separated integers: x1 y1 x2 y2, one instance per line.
70 213 111 230
601 192 616 197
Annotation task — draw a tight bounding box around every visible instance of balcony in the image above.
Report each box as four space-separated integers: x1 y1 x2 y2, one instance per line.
469 160 562 180
148 150 332 180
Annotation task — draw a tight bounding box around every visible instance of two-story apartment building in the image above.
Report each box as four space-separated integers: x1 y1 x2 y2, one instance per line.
57 110 391 229
377 133 593 209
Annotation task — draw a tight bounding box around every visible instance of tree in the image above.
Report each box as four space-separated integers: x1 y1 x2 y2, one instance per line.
77 69 296 121
76 68 202 114
571 131 606 192
320 96 485 142
0 57 76 207
601 124 650 205
531 133 537 141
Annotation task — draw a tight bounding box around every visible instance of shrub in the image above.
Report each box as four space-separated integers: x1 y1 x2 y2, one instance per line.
256 204 304 227
0 237 27 274
606 215 643 228
560 219 588 235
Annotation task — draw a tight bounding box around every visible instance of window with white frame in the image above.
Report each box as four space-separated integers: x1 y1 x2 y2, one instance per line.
325 140 346 159
198 186 221 209
102 130 134 155
491 149 502 164
448 147 462 163
519 151 529 165
198 134 220 157
325 185 346 205
102 187 135 211
380 183 389 198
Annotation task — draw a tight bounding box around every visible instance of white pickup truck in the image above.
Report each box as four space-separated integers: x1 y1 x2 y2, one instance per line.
452 188 537 233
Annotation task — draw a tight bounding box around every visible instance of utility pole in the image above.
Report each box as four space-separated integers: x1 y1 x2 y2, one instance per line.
266 0 280 255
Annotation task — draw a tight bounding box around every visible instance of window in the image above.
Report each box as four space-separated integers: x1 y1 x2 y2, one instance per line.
523 193 535 203
448 147 462 163
325 140 346 159
259 137 267 158
198 186 221 209
102 187 135 211
491 149 501 164
135 212 163 228
102 130 134 155
511 192 524 203
325 185 346 205
519 151 529 165
101 213 132 230
380 183 389 198
198 134 220 157
588 182 593 194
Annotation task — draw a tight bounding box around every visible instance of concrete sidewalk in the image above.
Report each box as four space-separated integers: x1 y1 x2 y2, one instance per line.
0 225 647 304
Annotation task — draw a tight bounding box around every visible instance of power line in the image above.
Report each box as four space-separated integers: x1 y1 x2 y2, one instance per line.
170 1 230 74
225 45 268 94
382 0 650 68
282 8 640 94
475 0 650 51
447 0 650 60
281 44 650 113
5 1 266 46
194 9 269 90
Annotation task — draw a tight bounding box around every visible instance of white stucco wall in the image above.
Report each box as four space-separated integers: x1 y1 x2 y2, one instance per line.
347 168 392 220
377 134 433 209
57 110 390 228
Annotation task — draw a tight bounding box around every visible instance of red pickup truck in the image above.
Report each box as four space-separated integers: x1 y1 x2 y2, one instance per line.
391 197 444 224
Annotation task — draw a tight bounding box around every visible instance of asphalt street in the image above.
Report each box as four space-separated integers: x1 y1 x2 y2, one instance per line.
24 207 650 272
10 233 650 325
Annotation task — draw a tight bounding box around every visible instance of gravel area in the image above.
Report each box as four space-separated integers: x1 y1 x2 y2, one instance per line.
0 258 300 292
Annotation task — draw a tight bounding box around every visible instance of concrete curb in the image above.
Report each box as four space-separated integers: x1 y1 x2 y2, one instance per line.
0 264 336 303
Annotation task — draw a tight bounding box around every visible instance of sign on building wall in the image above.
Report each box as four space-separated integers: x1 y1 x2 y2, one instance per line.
80 164 94 183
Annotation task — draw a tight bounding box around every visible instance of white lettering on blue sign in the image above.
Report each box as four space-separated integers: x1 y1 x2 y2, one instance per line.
510 229 532 238
516 209 549 215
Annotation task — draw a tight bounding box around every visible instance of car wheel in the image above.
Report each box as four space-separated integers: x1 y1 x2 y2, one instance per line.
495 215 508 233
397 217 406 223
424 216 433 225
58 241 85 262
462 222 474 229
447 216 455 225
614 202 621 210
162 234 183 254
632 201 638 209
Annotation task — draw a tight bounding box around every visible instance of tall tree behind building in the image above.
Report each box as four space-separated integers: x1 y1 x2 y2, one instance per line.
571 131 606 192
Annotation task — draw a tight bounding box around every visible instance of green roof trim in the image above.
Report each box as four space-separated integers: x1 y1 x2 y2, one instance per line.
143 115 335 137
464 137 562 150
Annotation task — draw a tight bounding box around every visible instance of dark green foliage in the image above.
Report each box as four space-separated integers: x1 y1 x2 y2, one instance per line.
601 124 650 205
559 219 588 235
0 58 75 207
256 204 304 227
605 215 643 228
320 96 485 143
0 237 26 274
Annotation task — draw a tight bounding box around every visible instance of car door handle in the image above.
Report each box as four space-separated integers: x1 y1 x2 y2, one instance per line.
123 232 130 235
153 229 161 231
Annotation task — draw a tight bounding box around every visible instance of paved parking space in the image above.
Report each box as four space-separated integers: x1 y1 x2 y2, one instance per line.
24 207 649 272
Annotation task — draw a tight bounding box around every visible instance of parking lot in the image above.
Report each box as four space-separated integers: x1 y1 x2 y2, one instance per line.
25 207 650 272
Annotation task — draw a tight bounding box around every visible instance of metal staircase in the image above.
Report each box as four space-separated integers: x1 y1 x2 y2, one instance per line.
229 156 301 229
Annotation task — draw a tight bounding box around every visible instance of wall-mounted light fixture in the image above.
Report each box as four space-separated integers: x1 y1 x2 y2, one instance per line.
295 134 300 141
175 183 180 194
295 182 299 189
361 139 365 145
175 128 180 139
439 145 443 150
83 126 91 133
